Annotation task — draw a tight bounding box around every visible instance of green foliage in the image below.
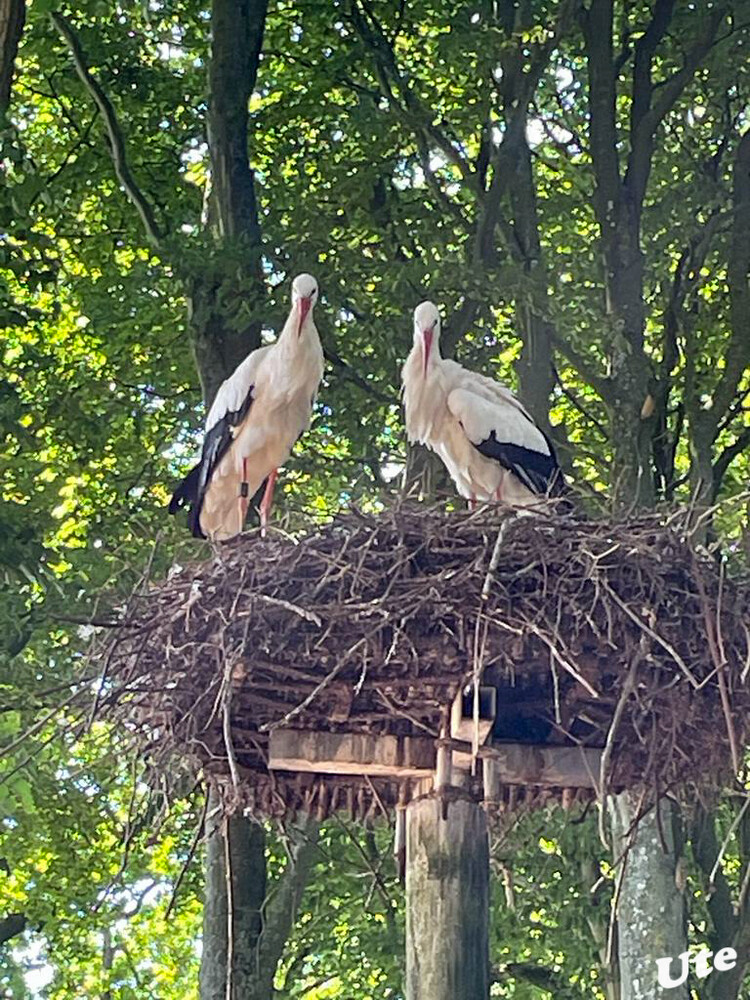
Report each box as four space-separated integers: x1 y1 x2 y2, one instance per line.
1 0 749 997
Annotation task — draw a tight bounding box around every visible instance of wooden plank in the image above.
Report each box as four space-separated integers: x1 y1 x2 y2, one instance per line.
268 729 435 777
481 743 602 792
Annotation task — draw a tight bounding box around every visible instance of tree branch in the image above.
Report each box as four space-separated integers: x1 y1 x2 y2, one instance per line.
715 130 750 421
549 331 615 404
625 5 727 209
258 816 319 985
692 806 737 949
494 961 578 998
443 297 482 358
553 365 610 441
629 0 675 135
713 425 750 496
323 343 395 405
50 12 164 248
477 0 577 266
581 0 622 222
347 0 476 188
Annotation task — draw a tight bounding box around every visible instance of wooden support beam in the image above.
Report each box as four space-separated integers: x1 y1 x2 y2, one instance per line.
270 729 602 789
406 796 490 1000
268 729 435 777
482 743 602 792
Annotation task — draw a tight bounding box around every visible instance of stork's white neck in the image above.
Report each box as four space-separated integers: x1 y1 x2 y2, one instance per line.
402 346 449 444
276 304 317 351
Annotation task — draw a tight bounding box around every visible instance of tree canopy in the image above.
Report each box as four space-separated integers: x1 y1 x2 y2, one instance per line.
2 0 750 997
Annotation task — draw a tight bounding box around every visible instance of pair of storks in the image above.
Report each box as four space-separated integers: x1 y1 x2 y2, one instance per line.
169 273 563 540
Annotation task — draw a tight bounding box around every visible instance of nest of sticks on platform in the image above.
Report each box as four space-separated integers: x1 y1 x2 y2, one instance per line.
98 502 750 820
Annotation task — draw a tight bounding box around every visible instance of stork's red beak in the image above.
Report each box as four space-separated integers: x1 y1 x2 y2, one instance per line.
297 296 312 337
422 327 434 376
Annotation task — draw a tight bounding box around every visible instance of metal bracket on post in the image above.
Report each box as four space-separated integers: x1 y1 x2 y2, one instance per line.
451 685 497 771
395 781 408 882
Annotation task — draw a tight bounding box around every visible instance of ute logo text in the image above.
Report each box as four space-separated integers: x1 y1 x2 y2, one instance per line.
656 947 737 989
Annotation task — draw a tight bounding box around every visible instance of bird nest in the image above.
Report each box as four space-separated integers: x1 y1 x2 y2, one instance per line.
99 503 750 821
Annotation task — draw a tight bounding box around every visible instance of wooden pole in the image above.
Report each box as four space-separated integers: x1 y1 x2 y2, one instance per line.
405 794 490 1000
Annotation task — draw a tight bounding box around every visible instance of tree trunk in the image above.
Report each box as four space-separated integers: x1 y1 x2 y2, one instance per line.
199 785 320 1000
207 0 266 243
195 2 325 993
187 268 263 411
0 0 24 115
582 9 692 993
200 784 268 1000
508 134 556 439
405 795 490 1000
609 793 688 1000
191 0 268 408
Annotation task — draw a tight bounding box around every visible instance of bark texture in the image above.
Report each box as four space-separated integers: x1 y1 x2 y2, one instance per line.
405 796 490 1000
207 0 266 243
0 0 24 115
189 0 268 408
200 785 267 1000
609 794 688 1000
580 6 728 993
199 785 319 1000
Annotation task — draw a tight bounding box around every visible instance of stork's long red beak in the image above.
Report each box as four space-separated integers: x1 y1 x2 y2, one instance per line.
422 328 433 376
297 296 312 337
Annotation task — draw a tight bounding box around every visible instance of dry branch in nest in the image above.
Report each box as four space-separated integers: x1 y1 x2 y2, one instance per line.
97 503 750 821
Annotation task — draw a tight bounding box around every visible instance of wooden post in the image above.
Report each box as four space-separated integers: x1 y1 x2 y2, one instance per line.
405 795 490 1000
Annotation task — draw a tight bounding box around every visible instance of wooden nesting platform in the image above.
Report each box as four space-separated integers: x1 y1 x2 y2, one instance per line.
100 504 750 820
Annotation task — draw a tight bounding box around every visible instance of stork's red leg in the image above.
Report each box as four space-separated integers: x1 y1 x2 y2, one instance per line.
238 457 250 534
468 492 477 511
259 468 278 537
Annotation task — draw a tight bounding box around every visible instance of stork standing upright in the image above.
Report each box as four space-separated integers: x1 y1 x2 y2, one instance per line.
169 273 324 540
402 301 563 506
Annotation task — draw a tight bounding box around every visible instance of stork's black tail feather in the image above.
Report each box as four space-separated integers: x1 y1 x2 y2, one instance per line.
168 465 207 538
168 464 201 514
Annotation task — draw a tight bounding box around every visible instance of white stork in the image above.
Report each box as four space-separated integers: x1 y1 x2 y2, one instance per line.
169 273 324 540
402 301 564 506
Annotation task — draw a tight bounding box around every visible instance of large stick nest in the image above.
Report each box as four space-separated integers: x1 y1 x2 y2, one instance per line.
100 504 750 820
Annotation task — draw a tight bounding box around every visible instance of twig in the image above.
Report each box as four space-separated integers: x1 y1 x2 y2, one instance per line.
50 12 165 247
222 667 241 794
598 660 639 849
709 795 750 888
526 625 601 699
605 586 700 689
694 560 740 774
250 593 322 626
165 793 209 920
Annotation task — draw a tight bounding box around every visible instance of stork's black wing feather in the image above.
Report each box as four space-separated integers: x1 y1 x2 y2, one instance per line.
473 430 564 496
168 387 255 538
